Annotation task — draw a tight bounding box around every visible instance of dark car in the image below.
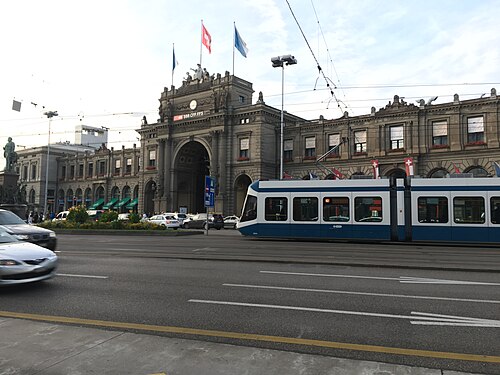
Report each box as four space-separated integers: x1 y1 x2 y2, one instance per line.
0 209 57 251
183 213 223 230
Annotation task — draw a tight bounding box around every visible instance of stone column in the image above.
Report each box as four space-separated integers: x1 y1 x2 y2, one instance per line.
164 136 172 211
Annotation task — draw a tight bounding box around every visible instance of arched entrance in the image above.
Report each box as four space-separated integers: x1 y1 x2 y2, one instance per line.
174 141 210 214
385 168 406 178
234 174 252 216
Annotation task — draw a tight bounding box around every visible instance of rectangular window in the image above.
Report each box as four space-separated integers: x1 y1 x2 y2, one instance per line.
432 121 448 146
23 165 28 180
88 162 93 177
148 150 156 167
390 125 404 149
328 134 340 156
354 196 382 222
239 138 249 159
453 197 485 224
305 136 316 158
323 197 349 221
78 164 84 178
70 165 75 179
467 116 484 143
265 197 288 221
98 161 106 175
239 118 250 124
491 197 500 224
61 165 66 179
114 159 121 174
354 130 367 153
418 197 448 223
31 164 37 180
284 139 293 161
293 197 318 221
126 158 132 173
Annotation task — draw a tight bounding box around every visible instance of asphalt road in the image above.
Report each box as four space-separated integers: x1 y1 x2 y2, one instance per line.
1 231 500 374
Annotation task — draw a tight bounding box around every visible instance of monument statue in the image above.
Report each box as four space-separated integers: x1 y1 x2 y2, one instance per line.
3 137 17 172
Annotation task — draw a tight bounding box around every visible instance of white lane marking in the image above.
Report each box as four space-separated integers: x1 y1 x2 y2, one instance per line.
223 283 500 304
260 271 500 286
188 299 500 327
56 273 108 279
192 247 216 252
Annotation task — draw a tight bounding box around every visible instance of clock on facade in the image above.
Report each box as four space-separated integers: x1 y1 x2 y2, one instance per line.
189 100 197 110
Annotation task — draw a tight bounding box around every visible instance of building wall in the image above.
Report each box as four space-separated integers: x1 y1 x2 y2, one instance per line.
13 76 500 217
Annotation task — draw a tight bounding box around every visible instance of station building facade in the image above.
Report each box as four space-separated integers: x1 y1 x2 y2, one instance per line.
14 71 500 217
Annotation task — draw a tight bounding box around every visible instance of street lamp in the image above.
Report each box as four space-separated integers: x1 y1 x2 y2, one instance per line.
43 111 58 218
271 54 297 179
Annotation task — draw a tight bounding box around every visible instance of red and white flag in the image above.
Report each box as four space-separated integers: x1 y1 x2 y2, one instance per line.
202 23 211 53
404 157 414 176
371 159 380 179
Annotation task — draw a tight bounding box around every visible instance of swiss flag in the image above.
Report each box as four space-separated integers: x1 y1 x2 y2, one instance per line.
404 157 414 176
202 23 211 53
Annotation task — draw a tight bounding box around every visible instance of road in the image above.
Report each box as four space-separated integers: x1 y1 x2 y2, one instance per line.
1 231 500 374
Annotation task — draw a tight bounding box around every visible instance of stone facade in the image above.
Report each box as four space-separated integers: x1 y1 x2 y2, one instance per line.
12 73 500 218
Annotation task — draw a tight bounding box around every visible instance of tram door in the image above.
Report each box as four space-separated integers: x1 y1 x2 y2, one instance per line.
290 194 321 238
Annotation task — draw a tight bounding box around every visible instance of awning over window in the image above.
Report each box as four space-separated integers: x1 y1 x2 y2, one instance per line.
102 198 119 210
88 198 104 210
115 197 131 209
125 198 138 210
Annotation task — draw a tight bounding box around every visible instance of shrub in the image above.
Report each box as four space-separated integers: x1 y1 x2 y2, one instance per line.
129 212 141 223
67 205 89 224
99 210 118 222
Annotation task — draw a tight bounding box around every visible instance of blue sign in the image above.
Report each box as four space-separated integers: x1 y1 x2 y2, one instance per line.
204 176 215 207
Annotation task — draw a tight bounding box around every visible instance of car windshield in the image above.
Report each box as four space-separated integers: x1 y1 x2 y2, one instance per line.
0 211 26 225
0 229 18 243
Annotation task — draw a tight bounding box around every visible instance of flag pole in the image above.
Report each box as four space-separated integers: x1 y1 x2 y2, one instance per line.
171 43 175 88
200 20 203 66
232 21 235 76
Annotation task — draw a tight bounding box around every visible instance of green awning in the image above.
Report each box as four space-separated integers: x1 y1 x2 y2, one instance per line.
88 198 105 210
125 198 138 209
102 197 119 210
115 197 131 209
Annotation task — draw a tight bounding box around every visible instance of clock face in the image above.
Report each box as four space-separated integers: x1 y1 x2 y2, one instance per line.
189 100 197 110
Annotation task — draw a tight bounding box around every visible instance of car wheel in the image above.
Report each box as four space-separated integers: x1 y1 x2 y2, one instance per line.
203 223 208 230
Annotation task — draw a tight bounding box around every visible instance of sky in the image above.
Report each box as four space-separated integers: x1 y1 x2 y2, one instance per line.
1 0 500 171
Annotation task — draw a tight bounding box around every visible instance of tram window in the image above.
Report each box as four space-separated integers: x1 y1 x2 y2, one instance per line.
354 197 382 222
490 197 500 224
293 197 318 221
453 197 485 224
323 197 350 222
240 195 257 222
418 197 448 223
265 197 288 221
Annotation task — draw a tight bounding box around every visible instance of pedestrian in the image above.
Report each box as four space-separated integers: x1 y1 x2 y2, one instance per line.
27 211 33 224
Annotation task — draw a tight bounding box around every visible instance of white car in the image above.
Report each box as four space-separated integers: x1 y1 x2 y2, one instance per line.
148 214 180 229
223 215 240 229
0 229 58 286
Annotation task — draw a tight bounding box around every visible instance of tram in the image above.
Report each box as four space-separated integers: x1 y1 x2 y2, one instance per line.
237 177 500 243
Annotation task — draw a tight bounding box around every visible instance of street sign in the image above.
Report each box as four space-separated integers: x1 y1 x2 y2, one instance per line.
204 176 215 207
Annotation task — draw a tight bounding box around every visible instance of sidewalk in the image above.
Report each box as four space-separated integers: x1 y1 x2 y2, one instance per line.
0 316 481 375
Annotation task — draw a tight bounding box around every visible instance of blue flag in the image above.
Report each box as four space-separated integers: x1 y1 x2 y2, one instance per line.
172 47 179 71
234 25 248 58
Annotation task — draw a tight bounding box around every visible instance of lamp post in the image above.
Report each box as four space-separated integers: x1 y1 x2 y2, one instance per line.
271 54 297 179
43 111 58 218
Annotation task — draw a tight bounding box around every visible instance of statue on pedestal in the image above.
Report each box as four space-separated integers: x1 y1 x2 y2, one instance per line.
3 137 17 172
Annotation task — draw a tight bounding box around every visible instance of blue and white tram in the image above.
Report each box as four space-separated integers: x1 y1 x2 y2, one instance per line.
237 177 500 244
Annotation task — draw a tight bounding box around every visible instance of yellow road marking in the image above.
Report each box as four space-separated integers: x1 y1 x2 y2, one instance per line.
0 310 499 364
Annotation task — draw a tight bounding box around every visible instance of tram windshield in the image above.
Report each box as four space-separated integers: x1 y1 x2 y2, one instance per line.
240 195 257 222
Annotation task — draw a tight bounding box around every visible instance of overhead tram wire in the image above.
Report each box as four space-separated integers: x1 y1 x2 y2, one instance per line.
310 0 353 114
285 0 344 116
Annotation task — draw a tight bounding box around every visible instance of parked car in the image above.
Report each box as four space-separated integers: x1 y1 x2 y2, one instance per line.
0 228 58 286
183 213 223 230
117 213 130 221
163 212 188 227
0 209 57 251
87 210 104 221
223 215 240 229
53 211 69 221
148 214 180 229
